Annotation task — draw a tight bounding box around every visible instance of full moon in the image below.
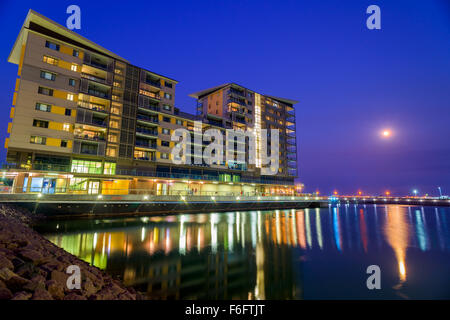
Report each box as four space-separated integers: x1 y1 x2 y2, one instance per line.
382 130 392 138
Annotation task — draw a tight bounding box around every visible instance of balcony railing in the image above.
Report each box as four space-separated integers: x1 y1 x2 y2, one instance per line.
74 134 106 142
136 127 158 136
88 88 109 99
81 73 106 84
78 101 108 113
135 142 157 149
137 115 159 124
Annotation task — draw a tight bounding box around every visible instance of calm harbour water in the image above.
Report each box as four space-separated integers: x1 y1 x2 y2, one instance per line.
34 204 450 299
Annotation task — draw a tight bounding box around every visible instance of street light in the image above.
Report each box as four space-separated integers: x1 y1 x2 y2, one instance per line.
413 189 418 197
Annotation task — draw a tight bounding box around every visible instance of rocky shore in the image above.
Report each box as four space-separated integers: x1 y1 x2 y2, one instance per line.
0 204 139 300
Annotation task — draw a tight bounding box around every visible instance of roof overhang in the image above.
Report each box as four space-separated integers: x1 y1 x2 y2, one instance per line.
8 9 128 65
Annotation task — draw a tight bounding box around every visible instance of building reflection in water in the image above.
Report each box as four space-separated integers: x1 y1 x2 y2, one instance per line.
40 205 449 299
383 206 409 284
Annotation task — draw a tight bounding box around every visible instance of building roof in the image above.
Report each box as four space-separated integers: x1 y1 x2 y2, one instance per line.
8 9 129 65
188 82 299 105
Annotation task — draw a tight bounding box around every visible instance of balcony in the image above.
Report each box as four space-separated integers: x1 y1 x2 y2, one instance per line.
78 101 108 113
137 114 159 125
138 103 160 113
136 127 158 137
139 89 160 101
74 133 106 142
81 73 107 84
145 79 161 88
88 87 109 99
135 141 157 149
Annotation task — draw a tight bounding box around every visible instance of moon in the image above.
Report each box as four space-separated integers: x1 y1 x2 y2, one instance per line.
381 129 392 138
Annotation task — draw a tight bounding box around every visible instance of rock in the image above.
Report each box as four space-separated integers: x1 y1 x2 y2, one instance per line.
64 293 87 300
0 267 16 281
82 277 97 297
0 255 13 270
23 275 46 292
0 287 13 300
10 257 25 269
50 270 68 288
11 291 32 300
41 261 64 273
46 280 65 300
15 262 36 278
19 249 44 265
6 275 31 292
32 288 53 300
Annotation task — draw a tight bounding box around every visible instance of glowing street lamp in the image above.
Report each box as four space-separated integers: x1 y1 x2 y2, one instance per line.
385 191 390 196
413 189 418 197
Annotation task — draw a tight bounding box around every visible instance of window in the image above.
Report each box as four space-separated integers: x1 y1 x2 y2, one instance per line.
40 71 56 81
60 140 68 148
163 116 171 123
65 108 72 116
67 94 74 101
162 128 171 135
62 123 70 132
71 159 102 174
106 147 117 157
70 64 78 72
30 136 46 145
35 103 51 112
33 119 49 128
108 134 118 143
161 152 169 159
38 87 53 96
110 106 120 115
161 141 170 147
45 41 60 51
109 120 119 129
69 79 76 86
164 82 173 88
162 104 171 111
103 162 116 175
164 93 172 100
43 55 58 65
73 50 79 57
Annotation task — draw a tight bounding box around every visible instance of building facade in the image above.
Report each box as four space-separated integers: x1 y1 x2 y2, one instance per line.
3 10 299 196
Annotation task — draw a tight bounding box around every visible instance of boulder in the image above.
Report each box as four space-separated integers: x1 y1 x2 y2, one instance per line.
0 255 13 270
32 288 53 300
63 293 87 300
11 291 32 300
0 287 13 300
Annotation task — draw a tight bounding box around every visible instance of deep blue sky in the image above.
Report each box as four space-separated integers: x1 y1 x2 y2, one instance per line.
0 0 449 196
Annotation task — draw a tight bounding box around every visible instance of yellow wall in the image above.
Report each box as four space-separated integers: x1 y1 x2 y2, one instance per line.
102 180 130 195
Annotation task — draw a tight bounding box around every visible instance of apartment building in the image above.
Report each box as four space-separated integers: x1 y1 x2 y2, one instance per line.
3 10 299 196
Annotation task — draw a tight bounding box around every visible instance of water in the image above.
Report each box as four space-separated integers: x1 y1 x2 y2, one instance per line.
34 205 450 299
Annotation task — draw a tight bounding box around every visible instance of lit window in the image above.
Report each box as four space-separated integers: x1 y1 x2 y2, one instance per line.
161 152 169 159
164 93 172 100
70 64 78 72
69 79 76 86
30 136 46 145
40 70 56 81
73 50 79 57
162 128 170 135
35 103 51 112
63 123 70 132
43 55 58 65
67 93 74 101
107 147 117 157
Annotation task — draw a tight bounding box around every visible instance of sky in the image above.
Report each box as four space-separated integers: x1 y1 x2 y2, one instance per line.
0 0 449 196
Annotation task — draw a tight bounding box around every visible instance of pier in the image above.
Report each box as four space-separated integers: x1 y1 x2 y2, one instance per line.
332 196 450 207
0 193 328 217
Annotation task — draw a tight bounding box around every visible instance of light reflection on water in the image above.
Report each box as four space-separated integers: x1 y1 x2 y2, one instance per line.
35 205 450 299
